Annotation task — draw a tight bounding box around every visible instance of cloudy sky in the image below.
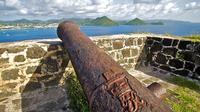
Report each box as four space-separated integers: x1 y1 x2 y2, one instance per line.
0 0 200 22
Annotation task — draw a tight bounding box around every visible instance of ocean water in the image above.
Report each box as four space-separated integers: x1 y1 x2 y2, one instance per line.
0 23 200 42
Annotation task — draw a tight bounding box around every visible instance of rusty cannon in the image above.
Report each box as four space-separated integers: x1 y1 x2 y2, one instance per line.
57 21 172 112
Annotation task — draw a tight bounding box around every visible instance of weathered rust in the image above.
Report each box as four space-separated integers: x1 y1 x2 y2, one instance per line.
147 82 167 99
57 21 172 112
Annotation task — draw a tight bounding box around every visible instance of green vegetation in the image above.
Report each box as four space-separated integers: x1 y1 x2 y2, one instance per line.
126 18 146 25
167 76 200 92
64 72 200 112
89 16 118 26
0 17 166 29
65 72 89 112
183 35 200 42
165 76 200 112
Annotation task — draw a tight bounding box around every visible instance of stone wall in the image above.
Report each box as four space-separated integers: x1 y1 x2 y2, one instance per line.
144 37 200 80
0 35 145 112
1 34 199 112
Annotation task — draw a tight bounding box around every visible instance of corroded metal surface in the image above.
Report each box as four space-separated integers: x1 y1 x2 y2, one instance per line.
57 21 172 112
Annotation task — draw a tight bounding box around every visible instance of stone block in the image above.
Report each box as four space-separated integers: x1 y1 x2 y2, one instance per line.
173 69 190 76
113 41 123 49
26 46 46 59
150 42 163 53
194 43 200 54
162 38 172 46
42 57 59 73
7 46 26 53
162 48 178 57
128 58 134 63
0 91 16 99
0 105 5 112
44 76 61 87
1 69 19 80
14 55 25 62
155 53 168 64
125 38 133 46
3 83 18 89
178 40 192 50
0 48 7 55
37 75 53 82
22 82 41 92
178 51 194 62
131 48 138 57
169 59 184 69
159 65 171 72
172 39 179 46
150 61 159 67
0 58 9 64
122 49 130 57
47 45 59 51
137 38 143 45
150 37 162 42
185 61 195 71
195 66 200 77
26 66 38 74
146 39 154 47
194 55 200 65
38 102 58 112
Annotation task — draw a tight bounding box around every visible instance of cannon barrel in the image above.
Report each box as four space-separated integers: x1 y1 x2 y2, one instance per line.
57 21 172 112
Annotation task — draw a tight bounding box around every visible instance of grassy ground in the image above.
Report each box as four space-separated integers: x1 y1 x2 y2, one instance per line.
65 72 200 112
183 35 200 42
165 76 200 112
65 72 89 112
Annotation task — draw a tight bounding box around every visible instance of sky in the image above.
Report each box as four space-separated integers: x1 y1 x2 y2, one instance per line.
0 0 200 22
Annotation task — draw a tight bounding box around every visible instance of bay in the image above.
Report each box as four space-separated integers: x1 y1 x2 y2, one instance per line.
0 23 200 42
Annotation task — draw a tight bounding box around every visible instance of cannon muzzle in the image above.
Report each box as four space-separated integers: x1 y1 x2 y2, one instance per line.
57 21 172 112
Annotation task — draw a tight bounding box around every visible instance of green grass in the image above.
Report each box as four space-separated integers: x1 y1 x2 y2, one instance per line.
167 76 200 92
65 72 200 112
65 72 89 112
165 76 200 112
183 35 200 42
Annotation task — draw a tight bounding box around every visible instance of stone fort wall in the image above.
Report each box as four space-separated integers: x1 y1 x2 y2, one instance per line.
0 34 199 112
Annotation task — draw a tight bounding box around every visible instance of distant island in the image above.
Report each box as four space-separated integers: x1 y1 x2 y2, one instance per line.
0 16 167 29
88 16 118 26
126 18 146 25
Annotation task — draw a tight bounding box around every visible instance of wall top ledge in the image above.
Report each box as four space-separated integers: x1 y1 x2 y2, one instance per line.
0 33 187 47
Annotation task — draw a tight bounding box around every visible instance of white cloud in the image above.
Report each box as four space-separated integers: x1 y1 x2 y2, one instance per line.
0 0 199 22
19 9 27 14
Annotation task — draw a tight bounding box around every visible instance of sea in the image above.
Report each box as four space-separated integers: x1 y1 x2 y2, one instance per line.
0 22 200 42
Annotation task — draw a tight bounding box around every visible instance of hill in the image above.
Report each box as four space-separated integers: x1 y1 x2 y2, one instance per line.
150 21 164 25
89 16 118 26
126 18 146 25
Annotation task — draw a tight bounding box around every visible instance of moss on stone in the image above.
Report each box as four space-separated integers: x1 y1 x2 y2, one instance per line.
14 55 25 62
0 91 16 99
122 48 130 57
26 66 37 74
3 83 17 89
0 48 7 54
1 69 19 80
7 46 26 53
125 38 133 46
0 105 5 112
131 48 138 56
0 58 9 64
26 46 46 59
138 38 143 45
113 41 123 49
